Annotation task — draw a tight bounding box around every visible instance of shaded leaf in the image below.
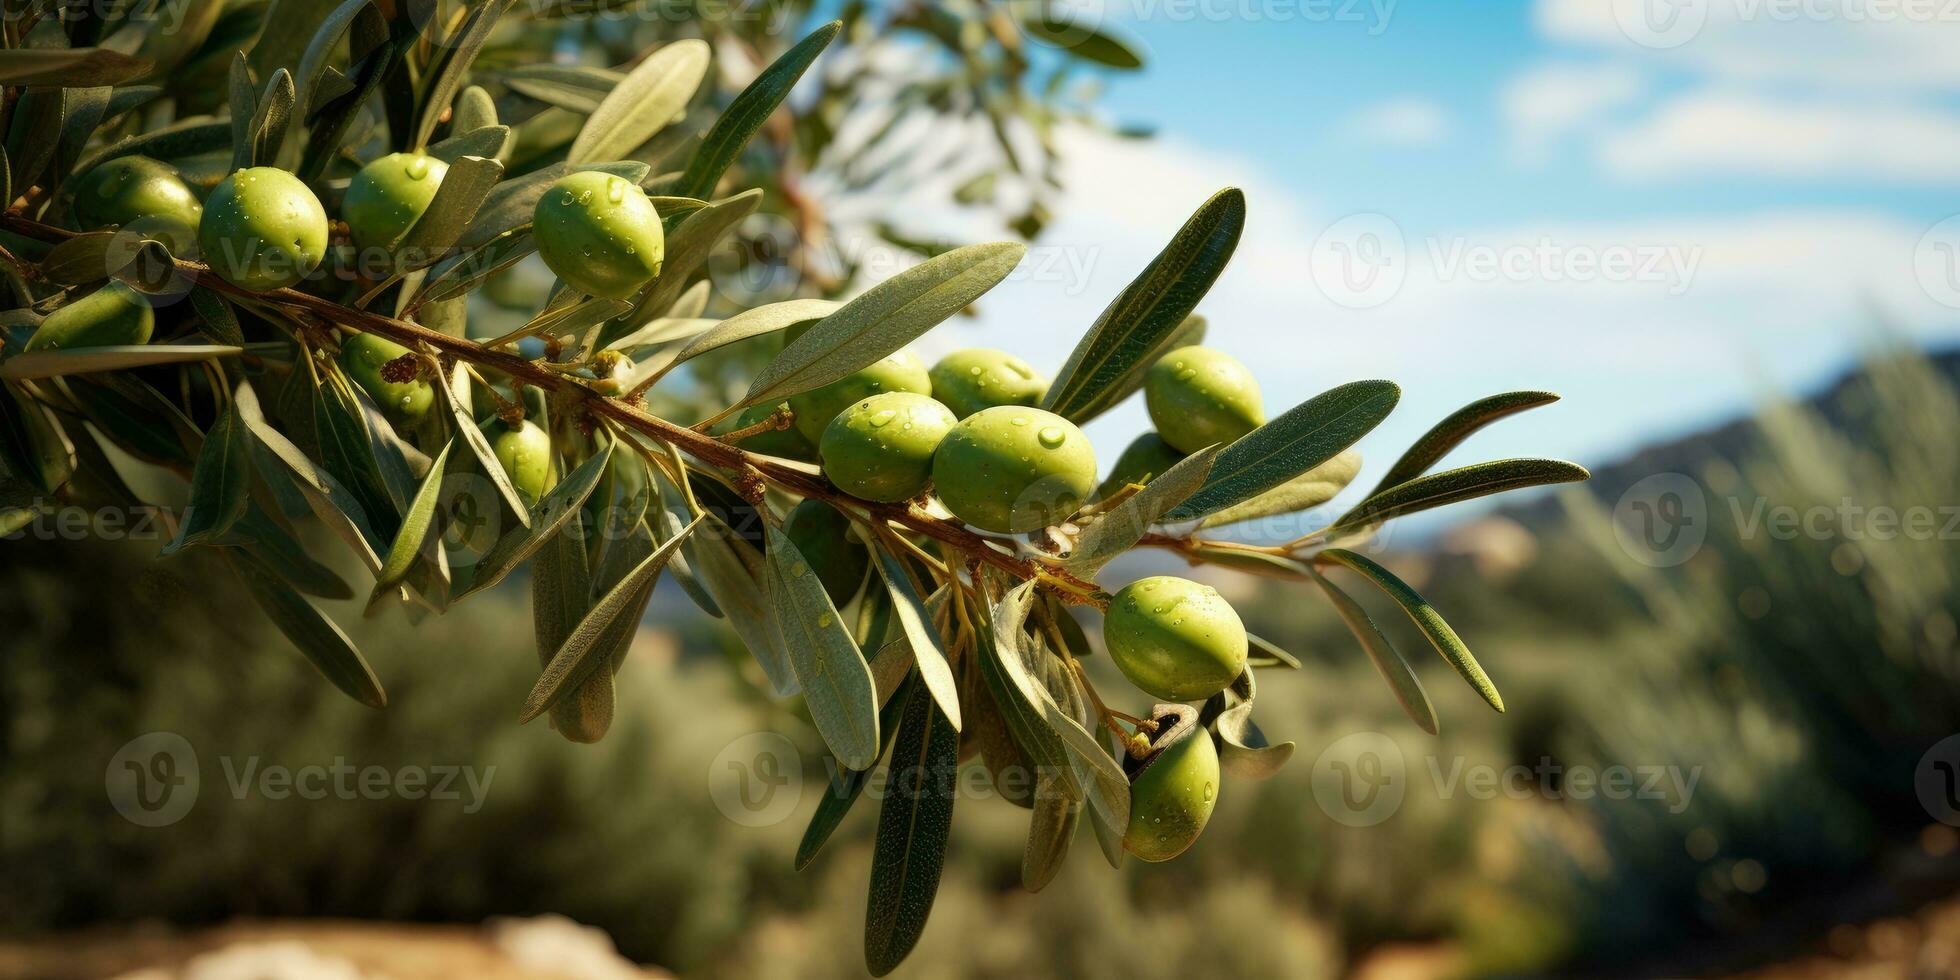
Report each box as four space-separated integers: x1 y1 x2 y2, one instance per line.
1167 380 1400 521
797 675 914 871
1369 391 1560 495
225 550 385 708
1329 458 1590 537
0 48 151 87
412 0 516 150
1066 445 1217 575
1199 448 1360 529
864 678 958 977
869 544 961 731
1020 13 1145 70
369 441 453 598
439 363 531 529
161 405 250 553
456 440 614 599
768 524 882 770
1 345 242 381
1023 771 1079 891
1319 548 1502 713
394 154 505 268
1309 567 1437 734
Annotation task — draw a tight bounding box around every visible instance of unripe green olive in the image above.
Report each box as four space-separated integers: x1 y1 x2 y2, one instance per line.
722 402 816 461
1144 346 1264 454
197 167 329 291
1094 432 1186 501
532 171 664 300
1123 704 1219 863
1104 575 1247 702
928 348 1048 419
819 391 954 503
69 156 203 257
338 333 432 424
930 406 1096 534
484 418 556 508
343 152 448 252
788 350 932 444
24 281 154 351
783 498 870 607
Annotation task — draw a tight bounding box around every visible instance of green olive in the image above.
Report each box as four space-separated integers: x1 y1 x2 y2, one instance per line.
484 418 556 508
69 156 203 257
24 281 154 351
532 171 664 300
197 167 329 292
1123 704 1219 863
343 152 448 252
928 348 1048 419
582 350 635 396
788 350 932 444
819 391 954 503
1103 575 1247 702
338 333 432 424
721 402 816 461
1094 432 1186 501
930 406 1096 534
1143 346 1264 454
783 498 870 607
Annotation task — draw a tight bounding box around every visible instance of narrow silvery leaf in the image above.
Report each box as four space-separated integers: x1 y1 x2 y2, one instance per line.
412 0 515 150
687 515 799 691
674 22 840 200
246 68 296 171
1067 445 1217 575
292 0 374 114
161 405 250 554
225 550 385 708
1023 772 1079 892
502 65 621 113
1 345 243 381
1201 449 1360 530
1168 380 1400 521
456 440 614 599
1020 12 1145 70
312 372 399 541
869 546 961 731
0 47 151 87
740 241 1026 410
228 53 257 171
522 515 701 721
1328 458 1590 537
663 298 838 370
394 154 505 268
417 231 534 305
975 586 1072 782
797 675 914 872
1203 671 1294 779
1369 391 1561 495
769 524 881 770
567 39 709 166
1310 567 1437 734
863 678 958 977
530 508 611 741
1246 632 1302 670
234 382 383 572
428 124 509 164
369 440 453 599
1319 547 1502 713
439 363 531 529
1043 189 1244 423
990 583 1128 829
222 505 353 600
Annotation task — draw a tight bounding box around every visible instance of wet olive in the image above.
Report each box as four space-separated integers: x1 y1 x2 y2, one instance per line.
484 418 556 507
788 350 932 444
1123 704 1219 862
819 391 955 503
197 167 329 291
1103 575 1247 702
338 333 432 424
1094 432 1186 501
930 406 1096 534
783 498 870 607
24 281 154 351
69 156 203 257
1143 346 1264 454
722 402 816 461
343 152 448 252
928 348 1048 419
532 171 664 300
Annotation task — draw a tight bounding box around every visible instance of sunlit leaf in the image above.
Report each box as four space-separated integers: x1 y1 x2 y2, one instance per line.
567 39 709 165
1066 445 1217 575
1168 380 1399 521
1309 568 1437 734
1329 458 1590 537
1318 548 1502 713
673 21 841 200
1369 390 1561 495
769 523 882 770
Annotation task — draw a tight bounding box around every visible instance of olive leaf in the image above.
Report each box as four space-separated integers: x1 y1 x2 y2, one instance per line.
768 523 882 771
429 123 510 165
296 7 397 182
1088 728 1129 869
1199 448 1360 530
416 231 535 305
225 550 386 709
0 48 152 87
438 363 532 529
188 288 245 347
1066 444 1218 575
1042 189 1244 423
522 515 702 722
452 85 498 133
797 675 915 872
529 505 607 738
0 346 243 381
368 440 453 601
1204 671 1295 780
660 297 839 371
691 514 807 694
1318 548 1502 713
739 241 1026 410
221 505 354 601
863 677 959 978
1369 390 1561 495
70 119 230 180
1327 458 1590 538
228 54 258 169
242 68 296 171
1309 567 1437 734
619 188 762 337
7 88 66 198
455 439 614 599
233 381 384 573
567 39 710 166
673 21 841 201
1023 771 1080 892
1167 380 1401 521
411 0 516 151
160 404 251 554
1246 632 1302 670
393 154 505 268
40 231 133 285
974 587 1074 786
291 0 374 112
991 583 1128 830
868 544 962 731
312 370 400 541
1019 12 1146 70
501 65 623 113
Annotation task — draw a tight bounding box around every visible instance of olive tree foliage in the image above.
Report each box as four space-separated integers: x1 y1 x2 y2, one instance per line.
0 1 1586 973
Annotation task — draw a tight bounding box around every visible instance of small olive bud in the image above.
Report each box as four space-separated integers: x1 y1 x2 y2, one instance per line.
198 167 329 292
788 350 932 444
343 152 448 252
820 392 955 503
782 499 871 607
69 156 203 257
1123 703 1219 863
339 333 433 424
1143 346 1264 454
1093 432 1186 501
1103 575 1247 702
930 406 1096 534
24 281 154 351
927 348 1048 419
484 418 556 507
532 171 665 299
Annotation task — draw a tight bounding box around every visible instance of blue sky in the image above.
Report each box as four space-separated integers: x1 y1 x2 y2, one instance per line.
818 1 1960 530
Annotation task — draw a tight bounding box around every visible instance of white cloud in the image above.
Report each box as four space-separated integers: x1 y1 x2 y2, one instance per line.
1502 63 1647 160
1598 92 1960 181
1343 98 1452 148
